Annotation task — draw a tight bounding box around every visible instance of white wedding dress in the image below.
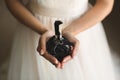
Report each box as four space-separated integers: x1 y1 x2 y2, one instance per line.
7 0 117 80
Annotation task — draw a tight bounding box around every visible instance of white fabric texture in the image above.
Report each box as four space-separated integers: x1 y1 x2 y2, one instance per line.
8 0 117 80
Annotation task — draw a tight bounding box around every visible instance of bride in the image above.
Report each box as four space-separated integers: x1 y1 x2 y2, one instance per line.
5 0 117 80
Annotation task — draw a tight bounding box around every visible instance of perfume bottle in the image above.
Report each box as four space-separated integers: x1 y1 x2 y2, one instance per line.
46 20 73 62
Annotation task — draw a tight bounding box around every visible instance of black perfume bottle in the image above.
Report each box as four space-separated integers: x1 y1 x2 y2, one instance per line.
46 20 73 62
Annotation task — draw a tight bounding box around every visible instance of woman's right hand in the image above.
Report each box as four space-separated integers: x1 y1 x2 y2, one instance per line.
37 30 62 68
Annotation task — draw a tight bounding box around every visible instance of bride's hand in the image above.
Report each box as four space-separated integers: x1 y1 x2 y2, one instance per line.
61 31 80 67
37 30 61 68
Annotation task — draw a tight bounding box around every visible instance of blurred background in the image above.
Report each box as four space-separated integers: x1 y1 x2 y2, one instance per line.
0 0 120 80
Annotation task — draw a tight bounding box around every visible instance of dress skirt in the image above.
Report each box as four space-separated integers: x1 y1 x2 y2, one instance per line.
7 0 117 80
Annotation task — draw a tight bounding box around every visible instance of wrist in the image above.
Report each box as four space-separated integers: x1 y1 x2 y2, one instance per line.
62 29 75 36
39 27 49 35
62 30 74 39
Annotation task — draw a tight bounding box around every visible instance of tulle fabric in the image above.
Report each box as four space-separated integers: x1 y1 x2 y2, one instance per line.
8 0 117 80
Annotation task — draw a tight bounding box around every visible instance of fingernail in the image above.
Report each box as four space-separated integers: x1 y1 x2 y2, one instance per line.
40 49 44 55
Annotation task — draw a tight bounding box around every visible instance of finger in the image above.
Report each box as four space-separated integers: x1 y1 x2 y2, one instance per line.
40 32 54 54
71 40 80 58
42 52 60 66
61 62 65 69
36 37 45 55
56 63 64 69
37 38 44 55
62 55 72 63
40 36 47 53
56 63 62 69
62 33 79 57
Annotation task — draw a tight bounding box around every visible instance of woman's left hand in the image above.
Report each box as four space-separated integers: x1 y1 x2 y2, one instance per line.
61 31 80 68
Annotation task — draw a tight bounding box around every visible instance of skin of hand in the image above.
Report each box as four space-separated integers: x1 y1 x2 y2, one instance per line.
37 30 80 69
60 32 80 68
37 30 62 68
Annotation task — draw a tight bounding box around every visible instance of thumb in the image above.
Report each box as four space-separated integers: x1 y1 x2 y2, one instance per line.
37 36 46 55
40 35 47 54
